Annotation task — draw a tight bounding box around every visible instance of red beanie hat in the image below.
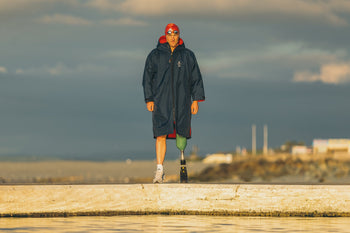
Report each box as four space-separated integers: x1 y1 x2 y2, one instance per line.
165 23 180 35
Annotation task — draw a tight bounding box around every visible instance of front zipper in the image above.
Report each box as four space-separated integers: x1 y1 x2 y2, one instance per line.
169 51 176 127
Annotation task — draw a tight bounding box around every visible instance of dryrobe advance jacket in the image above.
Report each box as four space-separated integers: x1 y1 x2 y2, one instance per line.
143 36 205 139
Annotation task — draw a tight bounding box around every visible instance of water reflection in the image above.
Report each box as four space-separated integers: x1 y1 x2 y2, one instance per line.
1 216 350 232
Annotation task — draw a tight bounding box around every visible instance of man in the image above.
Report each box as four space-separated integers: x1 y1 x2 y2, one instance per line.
142 23 205 183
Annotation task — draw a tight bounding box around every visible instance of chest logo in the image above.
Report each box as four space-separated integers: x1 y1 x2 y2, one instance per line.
177 60 182 68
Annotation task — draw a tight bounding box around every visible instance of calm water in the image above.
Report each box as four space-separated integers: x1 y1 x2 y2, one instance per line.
1 216 350 233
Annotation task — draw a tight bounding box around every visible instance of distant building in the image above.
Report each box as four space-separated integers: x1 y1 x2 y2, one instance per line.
313 139 350 154
291 145 312 155
202 153 233 164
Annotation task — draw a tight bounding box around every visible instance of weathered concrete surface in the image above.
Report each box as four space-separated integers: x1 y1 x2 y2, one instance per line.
1 184 350 217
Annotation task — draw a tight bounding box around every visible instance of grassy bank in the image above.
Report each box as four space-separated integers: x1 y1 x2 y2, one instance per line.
191 153 350 184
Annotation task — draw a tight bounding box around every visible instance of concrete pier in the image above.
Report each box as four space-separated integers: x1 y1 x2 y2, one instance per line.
1 184 350 217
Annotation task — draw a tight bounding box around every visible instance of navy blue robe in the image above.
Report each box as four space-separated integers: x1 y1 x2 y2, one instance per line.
143 36 205 139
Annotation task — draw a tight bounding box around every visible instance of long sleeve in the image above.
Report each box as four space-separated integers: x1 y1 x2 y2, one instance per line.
190 53 205 102
142 52 156 103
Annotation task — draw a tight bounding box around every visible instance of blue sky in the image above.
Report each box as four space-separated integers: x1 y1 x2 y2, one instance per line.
1 0 350 160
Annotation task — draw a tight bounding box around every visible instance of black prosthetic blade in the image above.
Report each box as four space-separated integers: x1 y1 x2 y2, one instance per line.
180 159 188 183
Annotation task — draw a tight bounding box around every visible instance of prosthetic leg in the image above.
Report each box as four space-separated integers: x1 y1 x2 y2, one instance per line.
176 134 188 183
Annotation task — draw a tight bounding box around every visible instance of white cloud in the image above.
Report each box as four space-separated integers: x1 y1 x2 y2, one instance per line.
200 42 345 79
15 69 24 75
3 0 350 27
37 14 146 27
85 0 121 11
293 62 350 84
0 0 77 19
38 14 93 26
0 0 51 12
0 0 78 11
101 17 147 26
85 0 350 26
99 49 146 60
15 62 111 77
0 66 8 74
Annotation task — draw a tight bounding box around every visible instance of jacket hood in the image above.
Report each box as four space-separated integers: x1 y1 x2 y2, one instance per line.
157 35 184 47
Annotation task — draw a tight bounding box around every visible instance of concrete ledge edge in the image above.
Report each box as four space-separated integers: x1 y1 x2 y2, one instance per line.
2 184 350 217
2 211 350 218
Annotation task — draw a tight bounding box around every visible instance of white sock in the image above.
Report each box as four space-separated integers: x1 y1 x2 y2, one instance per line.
157 164 163 171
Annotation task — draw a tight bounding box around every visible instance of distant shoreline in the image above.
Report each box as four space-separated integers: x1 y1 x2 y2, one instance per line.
2 153 350 185
0 156 158 162
0 160 210 184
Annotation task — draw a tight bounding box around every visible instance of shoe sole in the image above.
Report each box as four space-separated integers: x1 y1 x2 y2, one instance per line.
153 174 165 184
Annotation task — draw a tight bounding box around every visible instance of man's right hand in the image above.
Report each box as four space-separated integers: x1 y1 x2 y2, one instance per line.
147 101 154 112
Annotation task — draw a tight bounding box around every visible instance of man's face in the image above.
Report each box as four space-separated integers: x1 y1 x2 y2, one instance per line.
166 29 179 49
